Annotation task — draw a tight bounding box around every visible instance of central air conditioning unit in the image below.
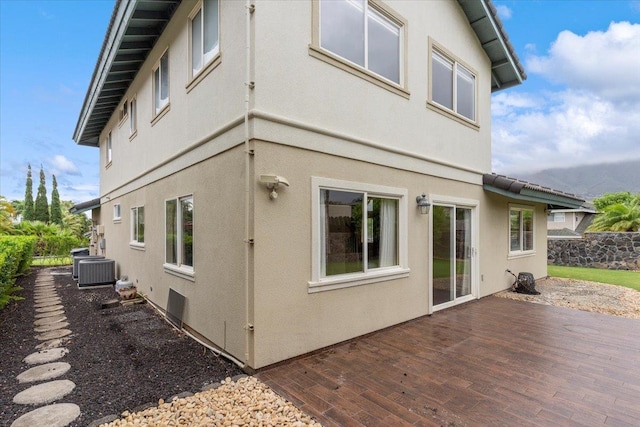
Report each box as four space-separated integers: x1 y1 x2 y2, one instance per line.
78 259 116 288
72 255 105 280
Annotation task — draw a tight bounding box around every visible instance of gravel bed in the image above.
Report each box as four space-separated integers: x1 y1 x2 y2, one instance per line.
0 267 318 427
495 276 640 319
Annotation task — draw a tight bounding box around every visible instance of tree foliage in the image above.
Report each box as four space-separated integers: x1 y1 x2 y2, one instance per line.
592 191 640 211
50 175 63 225
34 166 50 223
23 164 34 221
0 196 16 234
588 198 640 232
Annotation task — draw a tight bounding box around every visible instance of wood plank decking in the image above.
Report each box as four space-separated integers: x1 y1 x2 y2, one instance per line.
257 297 640 426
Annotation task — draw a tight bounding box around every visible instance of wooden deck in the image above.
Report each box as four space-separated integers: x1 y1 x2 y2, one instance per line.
257 297 640 426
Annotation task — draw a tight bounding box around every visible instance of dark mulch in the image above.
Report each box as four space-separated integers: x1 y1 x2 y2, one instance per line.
0 266 243 426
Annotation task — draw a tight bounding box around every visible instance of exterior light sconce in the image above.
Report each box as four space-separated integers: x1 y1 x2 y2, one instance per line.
259 174 290 199
416 194 431 214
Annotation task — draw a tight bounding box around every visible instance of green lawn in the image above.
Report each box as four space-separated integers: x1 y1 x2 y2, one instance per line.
31 256 73 267
548 265 640 291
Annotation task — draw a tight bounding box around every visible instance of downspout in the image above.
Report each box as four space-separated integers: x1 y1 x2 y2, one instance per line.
243 0 254 369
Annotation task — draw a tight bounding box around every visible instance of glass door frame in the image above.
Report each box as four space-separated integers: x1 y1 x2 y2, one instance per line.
428 195 479 314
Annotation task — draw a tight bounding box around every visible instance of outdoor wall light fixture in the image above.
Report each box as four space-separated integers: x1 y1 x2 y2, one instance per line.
416 193 431 214
259 174 290 199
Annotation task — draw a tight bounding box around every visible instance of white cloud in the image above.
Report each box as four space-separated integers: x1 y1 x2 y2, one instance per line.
492 21 640 174
495 5 512 20
48 155 79 175
526 22 640 103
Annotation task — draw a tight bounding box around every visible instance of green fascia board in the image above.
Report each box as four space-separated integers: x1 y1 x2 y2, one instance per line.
484 185 584 209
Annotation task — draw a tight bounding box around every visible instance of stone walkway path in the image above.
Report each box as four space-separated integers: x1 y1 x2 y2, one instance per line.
10 270 80 427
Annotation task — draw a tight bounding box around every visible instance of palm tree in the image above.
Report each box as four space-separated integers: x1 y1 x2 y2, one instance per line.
588 199 640 232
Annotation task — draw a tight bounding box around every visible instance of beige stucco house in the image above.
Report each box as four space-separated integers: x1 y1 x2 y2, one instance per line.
73 0 584 370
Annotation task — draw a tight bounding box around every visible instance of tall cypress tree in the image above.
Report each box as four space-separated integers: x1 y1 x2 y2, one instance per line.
50 175 63 225
23 164 34 221
34 165 50 223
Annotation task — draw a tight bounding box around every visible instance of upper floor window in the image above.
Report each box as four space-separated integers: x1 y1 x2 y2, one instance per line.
153 50 170 115
430 46 476 123
190 0 219 77
131 206 145 246
319 0 402 85
165 196 194 277
113 204 121 221
119 100 128 122
129 97 137 137
106 131 112 165
510 206 534 255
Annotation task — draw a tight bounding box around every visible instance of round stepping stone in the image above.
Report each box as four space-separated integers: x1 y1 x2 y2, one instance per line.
13 379 75 405
10 403 80 427
36 305 64 313
34 322 70 333
36 338 69 351
34 315 67 326
34 300 63 308
35 329 72 341
16 362 71 383
24 348 69 365
35 310 65 319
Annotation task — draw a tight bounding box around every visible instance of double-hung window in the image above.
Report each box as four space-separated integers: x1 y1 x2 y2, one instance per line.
509 206 534 255
190 0 219 77
165 196 194 277
130 206 145 246
313 0 407 95
153 50 170 116
106 131 112 165
310 177 408 292
430 45 476 123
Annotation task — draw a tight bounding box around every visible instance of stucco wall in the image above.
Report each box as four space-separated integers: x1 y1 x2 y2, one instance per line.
548 233 640 270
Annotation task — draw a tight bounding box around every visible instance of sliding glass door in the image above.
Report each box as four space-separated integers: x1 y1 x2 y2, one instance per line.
432 204 474 308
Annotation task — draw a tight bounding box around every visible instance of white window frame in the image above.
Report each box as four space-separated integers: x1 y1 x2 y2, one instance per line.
129 97 137 139
553 212 565 223
188 0 220 81
118 99 128 124
113 204 121 222
152 49 170 120
509 205 535 257
106 131 112 166
309 177 409 293
428 40 478 126
130 206 145 248
164 195 194 280
310 0 408 98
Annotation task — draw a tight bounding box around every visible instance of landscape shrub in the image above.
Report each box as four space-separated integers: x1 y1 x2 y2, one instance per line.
0 236 37 310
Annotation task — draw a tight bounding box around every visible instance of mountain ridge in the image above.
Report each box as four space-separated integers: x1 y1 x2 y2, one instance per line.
506 159 640 201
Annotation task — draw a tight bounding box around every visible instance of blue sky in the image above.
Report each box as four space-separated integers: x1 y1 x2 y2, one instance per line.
1 1 639 204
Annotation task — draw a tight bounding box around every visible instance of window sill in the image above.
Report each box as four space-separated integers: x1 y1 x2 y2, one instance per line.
105 161 112 169
163 263 195 282
426 101 479 130
308 267 410 293
508 251 536 260
129 242 145 251
151 103 170 127
118 114 128 128
186 52 222 94
113 218 121 223
129 130 138 142
308 45 410 99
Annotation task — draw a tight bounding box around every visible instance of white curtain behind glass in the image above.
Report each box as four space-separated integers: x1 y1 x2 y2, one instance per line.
379 199 397 267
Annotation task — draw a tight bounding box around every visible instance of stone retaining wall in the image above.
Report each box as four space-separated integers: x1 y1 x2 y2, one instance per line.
548 232 640 270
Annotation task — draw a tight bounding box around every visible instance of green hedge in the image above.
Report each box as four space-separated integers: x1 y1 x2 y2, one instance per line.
0 236 36 310
33 235 83 258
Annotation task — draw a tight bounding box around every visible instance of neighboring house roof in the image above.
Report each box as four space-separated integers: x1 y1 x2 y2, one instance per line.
574 213 596 234
457 0 527 92
547 228 582 238
73 0 526 148
483 173 585 209
73 0 180 147
69 198 101 215
549 202 597 214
